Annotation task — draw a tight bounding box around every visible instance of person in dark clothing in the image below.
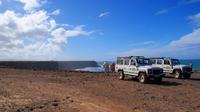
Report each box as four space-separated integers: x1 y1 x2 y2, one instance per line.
111 63 115 73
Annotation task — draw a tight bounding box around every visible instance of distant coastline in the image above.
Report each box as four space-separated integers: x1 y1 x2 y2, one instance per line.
0 61 98 71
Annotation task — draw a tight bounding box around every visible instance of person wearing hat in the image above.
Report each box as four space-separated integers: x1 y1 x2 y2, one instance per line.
103 61 109 74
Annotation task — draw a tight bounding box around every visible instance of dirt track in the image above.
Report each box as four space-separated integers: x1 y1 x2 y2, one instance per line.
0 68 200 112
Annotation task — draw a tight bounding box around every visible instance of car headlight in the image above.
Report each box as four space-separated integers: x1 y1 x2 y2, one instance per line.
148 69 152 74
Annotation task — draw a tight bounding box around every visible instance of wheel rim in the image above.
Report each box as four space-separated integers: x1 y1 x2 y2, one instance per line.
119 72 123 79
140 75 145 82
175 71 180 78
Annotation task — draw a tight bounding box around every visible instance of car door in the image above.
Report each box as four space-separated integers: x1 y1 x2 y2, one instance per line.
156 59 164 69
150 59 157 67
163 59 172 73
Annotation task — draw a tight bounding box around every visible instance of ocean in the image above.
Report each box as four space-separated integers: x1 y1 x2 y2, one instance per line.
180 59 200 72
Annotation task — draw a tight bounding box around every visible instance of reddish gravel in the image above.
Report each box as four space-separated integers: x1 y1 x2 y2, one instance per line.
0 68 200 112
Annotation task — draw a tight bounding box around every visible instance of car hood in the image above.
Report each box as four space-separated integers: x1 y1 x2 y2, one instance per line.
173 64 191 69
138 65 161 70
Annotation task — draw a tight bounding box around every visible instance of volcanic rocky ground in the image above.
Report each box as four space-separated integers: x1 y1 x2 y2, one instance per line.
0 68 200 112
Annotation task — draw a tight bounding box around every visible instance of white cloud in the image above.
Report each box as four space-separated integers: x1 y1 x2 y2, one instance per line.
50 9 60 16
0 0 4 5
180 0 200 4
0 1 92 60
188 12 200 26
120 44 200 59
15 0 46 11
155 7 176 15
170 28 200 47
155 9 169 15
99 12 109 18
130 41 156 47
49 26 91 45
118 11 200 59
119 28 200 59
170 12 200 48
155 0 200 16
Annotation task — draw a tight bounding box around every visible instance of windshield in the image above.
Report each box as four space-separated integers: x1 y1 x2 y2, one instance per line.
137 58 150 65
172 59 180 65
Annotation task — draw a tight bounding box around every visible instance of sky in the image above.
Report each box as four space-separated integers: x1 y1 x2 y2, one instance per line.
0 0 200 61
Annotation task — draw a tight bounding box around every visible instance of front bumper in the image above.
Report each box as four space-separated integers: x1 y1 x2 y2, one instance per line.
182 71 192 75
147 73 164 78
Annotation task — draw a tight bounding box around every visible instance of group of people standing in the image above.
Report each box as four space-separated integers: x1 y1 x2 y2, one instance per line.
103 62 115 73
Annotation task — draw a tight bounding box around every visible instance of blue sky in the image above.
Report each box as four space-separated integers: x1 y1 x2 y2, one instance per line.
0 0 200 61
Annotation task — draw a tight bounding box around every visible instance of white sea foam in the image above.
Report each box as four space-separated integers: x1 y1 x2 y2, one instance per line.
75 67 104 72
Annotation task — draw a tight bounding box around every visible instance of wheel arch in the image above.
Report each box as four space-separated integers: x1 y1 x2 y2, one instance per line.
173 69 182 74
138 71 147 76
118 69 124 72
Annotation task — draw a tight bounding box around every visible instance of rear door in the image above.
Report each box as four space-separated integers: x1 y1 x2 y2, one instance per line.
116 59 124 71
129 59 138 76
123 59 130 74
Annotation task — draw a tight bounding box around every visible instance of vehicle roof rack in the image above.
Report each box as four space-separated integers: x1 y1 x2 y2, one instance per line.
150 57 172 59
117 56 145 59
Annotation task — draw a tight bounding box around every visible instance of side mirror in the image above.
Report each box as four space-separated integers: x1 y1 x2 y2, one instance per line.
189 63 193 68
171 64 173 69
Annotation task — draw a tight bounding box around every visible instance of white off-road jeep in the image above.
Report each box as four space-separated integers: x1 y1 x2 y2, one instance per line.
150 57 192 79
115 56 164 83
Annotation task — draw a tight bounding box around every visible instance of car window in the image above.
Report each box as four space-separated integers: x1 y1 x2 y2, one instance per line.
150 59 156 64
164 60 170 65
117 59 123 65
137 58 150 65
157 59 163 65
124 59 130 65
130 60 136 66
172 59 180 65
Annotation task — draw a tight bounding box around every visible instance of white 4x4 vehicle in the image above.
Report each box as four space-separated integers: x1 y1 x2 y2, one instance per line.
115 56 164 83
150 57 192 79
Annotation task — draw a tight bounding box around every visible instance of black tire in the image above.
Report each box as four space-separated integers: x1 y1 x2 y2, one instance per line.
139 73 148 84
183 74 191 79
174 70 182 79
118 71 125 80
154 77 162 83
